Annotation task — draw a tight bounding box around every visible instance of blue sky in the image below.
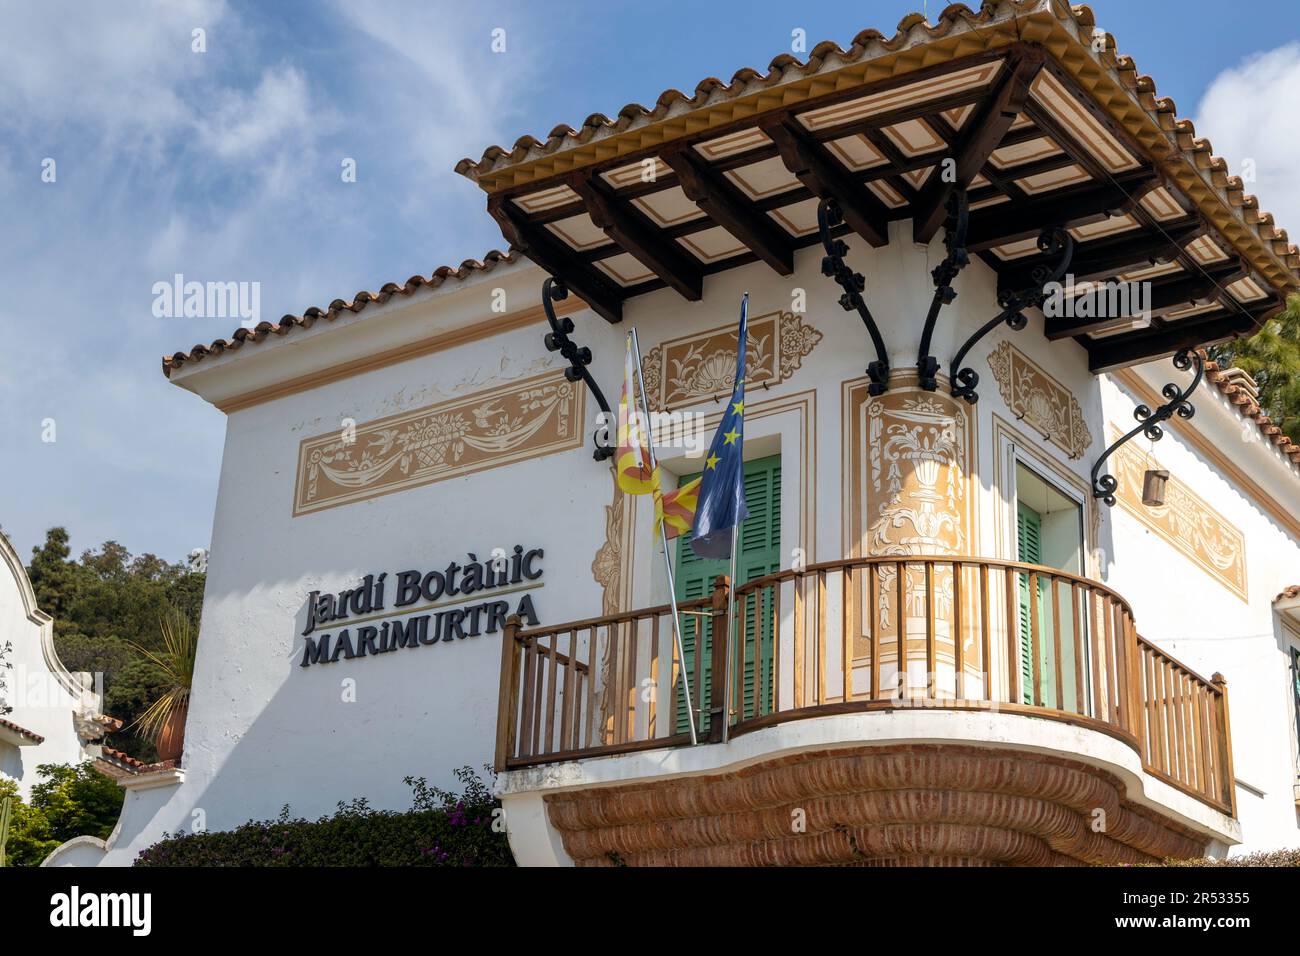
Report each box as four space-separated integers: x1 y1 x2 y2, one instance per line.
2 0 1299 564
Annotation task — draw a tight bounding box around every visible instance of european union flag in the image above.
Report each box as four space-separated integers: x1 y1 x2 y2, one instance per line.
690 294 750 559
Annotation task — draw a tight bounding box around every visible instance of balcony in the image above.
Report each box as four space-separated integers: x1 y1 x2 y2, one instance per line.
495 557 1238 866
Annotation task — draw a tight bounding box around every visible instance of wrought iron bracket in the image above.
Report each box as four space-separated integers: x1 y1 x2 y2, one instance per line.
917 189 970 391
1090 349 1204 505
541 277 615 460
817 197 890 395
950 226 1075 403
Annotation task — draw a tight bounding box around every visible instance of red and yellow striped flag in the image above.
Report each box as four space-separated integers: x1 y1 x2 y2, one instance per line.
654 472 701 540
615 337 657 496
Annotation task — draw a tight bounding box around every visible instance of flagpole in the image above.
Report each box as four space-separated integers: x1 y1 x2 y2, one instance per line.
722 520 738 744
628 327 699 746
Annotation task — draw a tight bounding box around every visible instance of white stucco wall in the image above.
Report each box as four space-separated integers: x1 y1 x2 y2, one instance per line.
77 220 1300 864
0 530 89 800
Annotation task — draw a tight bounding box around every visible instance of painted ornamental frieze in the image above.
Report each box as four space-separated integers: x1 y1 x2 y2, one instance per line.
987 340 1092 461
293 370 584 515
1108 429 1247 600
639 310 821 411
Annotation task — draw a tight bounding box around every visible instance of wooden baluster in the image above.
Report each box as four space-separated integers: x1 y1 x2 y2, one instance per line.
709 575 730 743
771 578 782 715
1179 672 1193 787
626 617 640 742
870 563 881 701
608 620 622 746
1153 652 1169 775
544 632 560 755
954 561 964 701
586 625 599 747
1101 595 1117 728
518 635 537 758
897 562 907 701
561 630 578 751
794 572 805 710
817 569 827 706
1005 567 1019 706
647 617 659 739
1110 601 1127 733
1089 589 1104 720
842 566 853 703
1212 674 1236 815
531 638 545 755
924 561 936 700
1191 681 1209 799
979 563 991 703
1163 658 1178 779
1051 577 1063 711
494 615 523 771
1126 614 1143 748
1029 571 1042 707
1071 584 1085 715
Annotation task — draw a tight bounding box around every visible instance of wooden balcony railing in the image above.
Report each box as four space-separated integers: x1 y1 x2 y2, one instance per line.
495 555 1235 816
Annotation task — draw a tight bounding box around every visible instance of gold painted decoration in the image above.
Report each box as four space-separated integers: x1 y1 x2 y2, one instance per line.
639 311 821 411
987 340 1092 460
1108 429 1247 600
293 370 583 515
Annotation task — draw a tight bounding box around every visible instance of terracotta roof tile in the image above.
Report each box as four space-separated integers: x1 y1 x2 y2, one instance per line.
1275 584 1300 604
161 249 520 378
0 717 45 744
1203 352 1300 466
95 746 178 775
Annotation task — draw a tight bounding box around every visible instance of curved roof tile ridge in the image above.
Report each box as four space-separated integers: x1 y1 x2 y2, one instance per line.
160 249 521 378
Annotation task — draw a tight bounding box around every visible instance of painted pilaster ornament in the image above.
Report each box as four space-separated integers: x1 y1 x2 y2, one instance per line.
541 276 614 460
1091 349 1204 506
817 198 890 395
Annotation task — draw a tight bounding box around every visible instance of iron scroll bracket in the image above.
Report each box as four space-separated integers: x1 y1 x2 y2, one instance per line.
917 189 971 391
541 277 615 461
950 226 1074 404
817 198 890 395
1090 349 1204 505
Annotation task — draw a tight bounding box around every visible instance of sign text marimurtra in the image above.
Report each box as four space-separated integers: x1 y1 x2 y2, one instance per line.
299 546 543 668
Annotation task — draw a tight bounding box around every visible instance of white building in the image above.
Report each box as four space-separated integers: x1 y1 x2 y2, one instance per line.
0 531 116 801
50 0 1300 866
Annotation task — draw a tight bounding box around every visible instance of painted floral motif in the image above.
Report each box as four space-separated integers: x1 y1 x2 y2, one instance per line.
639 311 821 411
294 371 582 515
987 340 1092 460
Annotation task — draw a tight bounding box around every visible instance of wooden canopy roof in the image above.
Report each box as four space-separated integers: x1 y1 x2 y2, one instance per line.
456 1 1298 372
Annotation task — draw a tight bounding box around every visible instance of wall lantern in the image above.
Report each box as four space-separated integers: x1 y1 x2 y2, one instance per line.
1141 469 1170 507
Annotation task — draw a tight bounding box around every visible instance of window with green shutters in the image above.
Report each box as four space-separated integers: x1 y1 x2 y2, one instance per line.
673 454 781 733
1016 502 1045 706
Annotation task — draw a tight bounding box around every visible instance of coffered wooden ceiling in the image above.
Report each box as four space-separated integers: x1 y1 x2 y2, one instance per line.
456 1 1297 373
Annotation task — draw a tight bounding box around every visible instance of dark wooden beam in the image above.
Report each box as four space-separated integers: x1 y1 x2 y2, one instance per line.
487 195 625 323
661 147 794 276
1044 264 1246 339
966 175 1157 251
761 116 891 247
913 47 1046 243
1086 302 1276 373
1000 219 1203 290
569 173 705 302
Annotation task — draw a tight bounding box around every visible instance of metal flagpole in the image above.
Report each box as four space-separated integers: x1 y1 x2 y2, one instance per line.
628 327 699 746
722 521 738 744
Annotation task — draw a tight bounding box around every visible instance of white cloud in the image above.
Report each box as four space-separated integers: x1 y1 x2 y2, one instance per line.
197 65 322 160
1194 43 1300 233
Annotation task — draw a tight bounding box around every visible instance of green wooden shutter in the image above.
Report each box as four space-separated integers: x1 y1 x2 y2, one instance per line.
673 455 781 731
1016 503 1042 706
1291 648 1300 759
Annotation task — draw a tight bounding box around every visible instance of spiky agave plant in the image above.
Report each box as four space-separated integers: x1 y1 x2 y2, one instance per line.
128 607 198 749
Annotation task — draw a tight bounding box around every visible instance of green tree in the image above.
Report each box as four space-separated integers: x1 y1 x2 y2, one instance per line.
0 764 124 867
25 527 206 760
1209 293 1300 444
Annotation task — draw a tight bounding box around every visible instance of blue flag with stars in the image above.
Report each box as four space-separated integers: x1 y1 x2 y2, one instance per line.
690 294 750 559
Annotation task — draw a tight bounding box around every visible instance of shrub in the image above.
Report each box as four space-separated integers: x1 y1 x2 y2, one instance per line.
1160 849 1300 867
134 767 513 867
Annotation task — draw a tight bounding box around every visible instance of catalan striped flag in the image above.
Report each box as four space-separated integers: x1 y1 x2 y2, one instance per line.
654 474 702 539
615 336 657 496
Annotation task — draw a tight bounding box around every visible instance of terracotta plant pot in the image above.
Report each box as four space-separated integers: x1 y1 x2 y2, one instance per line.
155 702 188 763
